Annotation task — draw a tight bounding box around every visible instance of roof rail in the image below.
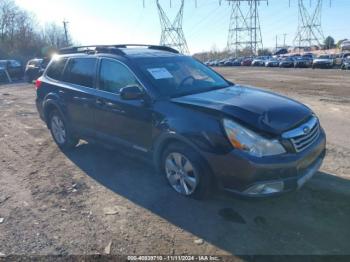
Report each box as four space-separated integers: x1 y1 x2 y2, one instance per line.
59 44 180 55
58 45 125 56
114 44 179 54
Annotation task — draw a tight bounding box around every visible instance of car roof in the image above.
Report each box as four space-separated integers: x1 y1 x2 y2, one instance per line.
58 45 183 60
120 48 181 58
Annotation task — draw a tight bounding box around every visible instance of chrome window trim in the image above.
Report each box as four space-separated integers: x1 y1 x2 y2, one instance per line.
282 116 318 139
97 57 147 95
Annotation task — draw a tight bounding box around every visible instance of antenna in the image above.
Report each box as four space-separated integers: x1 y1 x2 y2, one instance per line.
156 0 190 54
293 0 331 48
225 0 268 57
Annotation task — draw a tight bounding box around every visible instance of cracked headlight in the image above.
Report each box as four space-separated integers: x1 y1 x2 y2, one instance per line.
223 119 286 157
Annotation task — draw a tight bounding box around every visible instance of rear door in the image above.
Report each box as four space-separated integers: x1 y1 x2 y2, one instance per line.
61 57 98 137
93 58 153 151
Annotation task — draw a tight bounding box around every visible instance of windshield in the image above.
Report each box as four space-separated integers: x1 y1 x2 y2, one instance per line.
319 55 330 59
136 56 230 97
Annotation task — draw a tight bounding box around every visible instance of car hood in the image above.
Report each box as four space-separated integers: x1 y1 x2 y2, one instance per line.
171 86 312 135
314 59 332 63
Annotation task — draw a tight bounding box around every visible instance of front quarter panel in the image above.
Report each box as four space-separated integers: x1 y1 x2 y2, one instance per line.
152 100 232 156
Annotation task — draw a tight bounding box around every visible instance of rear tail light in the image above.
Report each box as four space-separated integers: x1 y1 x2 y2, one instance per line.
35 78 42 89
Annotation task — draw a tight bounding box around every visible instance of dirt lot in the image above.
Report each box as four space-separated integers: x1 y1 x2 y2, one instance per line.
0 68 349 256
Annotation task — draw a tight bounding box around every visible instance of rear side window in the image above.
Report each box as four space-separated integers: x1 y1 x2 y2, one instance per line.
46 58 67 80
63 58 96 88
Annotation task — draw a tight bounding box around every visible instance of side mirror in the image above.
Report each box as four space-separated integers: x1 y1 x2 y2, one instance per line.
120 85 144 100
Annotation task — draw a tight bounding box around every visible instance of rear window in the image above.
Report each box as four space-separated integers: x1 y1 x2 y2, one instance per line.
28 60 43 67
9 60 21 67
46 58 68 80
62 58 96 88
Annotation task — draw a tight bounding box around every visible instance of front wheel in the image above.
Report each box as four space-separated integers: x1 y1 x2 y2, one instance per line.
162 143 212 199
49 110 79 150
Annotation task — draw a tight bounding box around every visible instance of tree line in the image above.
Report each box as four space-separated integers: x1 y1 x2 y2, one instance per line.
0 0 70 63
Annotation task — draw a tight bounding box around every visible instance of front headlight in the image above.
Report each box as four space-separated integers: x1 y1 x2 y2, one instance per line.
223 119 286 157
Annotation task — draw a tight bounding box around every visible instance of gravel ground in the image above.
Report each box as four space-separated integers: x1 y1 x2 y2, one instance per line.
0 67 349 256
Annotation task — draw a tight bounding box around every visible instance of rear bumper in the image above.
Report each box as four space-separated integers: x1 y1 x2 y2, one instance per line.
35 98 45 122
294 63 310 68
313 63 333 68
279 63 294 68
203 129 326 197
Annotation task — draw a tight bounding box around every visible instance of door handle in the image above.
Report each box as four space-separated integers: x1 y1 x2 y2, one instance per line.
104 101 126 114
96 99 105 106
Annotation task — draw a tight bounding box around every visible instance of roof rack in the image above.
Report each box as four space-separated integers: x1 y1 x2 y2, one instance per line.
58 44 179 55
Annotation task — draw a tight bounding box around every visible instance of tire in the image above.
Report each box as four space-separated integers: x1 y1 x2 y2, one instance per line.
161 142 212 199
49 110 79 151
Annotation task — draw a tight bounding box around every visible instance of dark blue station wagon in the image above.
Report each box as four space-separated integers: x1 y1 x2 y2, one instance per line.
36 45 326 198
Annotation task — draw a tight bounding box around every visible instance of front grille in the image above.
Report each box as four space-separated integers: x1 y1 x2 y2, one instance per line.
282 117 320 153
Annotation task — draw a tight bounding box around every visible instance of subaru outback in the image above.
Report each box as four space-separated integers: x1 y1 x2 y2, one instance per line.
35 45 326 198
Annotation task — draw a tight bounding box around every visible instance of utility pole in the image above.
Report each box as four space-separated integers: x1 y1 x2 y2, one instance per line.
283 33 287 47
275 35 278 50
155 0 190 54
293 0 331 48
63 20 69 47
223 0 268 57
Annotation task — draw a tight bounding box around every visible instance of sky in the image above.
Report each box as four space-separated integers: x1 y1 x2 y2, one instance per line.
15 0 350 54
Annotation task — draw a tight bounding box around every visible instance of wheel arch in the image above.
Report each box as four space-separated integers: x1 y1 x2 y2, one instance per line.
153 133 214 177
43 99 65 129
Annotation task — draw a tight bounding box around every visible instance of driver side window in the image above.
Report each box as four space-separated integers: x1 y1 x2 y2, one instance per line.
99 59 140 94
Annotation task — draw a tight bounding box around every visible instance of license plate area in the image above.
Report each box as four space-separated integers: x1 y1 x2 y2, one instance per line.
297 157 323 189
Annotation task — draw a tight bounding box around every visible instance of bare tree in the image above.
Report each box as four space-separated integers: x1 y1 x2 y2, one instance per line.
0 0 73 61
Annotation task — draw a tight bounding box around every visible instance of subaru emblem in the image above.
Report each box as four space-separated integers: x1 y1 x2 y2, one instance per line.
303 126 311 134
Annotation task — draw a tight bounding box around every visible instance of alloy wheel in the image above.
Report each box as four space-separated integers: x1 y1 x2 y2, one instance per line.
165 152 199 195
51 115 66 145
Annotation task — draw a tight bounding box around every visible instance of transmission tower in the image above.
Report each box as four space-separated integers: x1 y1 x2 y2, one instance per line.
293 0 326 47
223 0 268 57
156 0 189 54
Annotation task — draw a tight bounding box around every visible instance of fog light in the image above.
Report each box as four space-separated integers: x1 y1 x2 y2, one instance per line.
244 181 284 195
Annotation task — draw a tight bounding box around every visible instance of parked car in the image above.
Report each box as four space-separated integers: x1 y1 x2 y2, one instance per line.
210 60 220 67
265 58 280 67
204 60 211 66
0 60 23 80
35 44 326 198
294 57 312 68
340 40 350 51
274 48 288 56
279 57 295 68
241 57 253 66
24 58 49 83
251 57 266 67
341 57 350 70
218 59 227 66
334 53 350 67
223 60 234 66
302 53 314 59
312 55 334 69
232 58 243 66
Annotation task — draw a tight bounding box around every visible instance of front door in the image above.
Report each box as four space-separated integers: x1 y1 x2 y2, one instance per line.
92 58 153 152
